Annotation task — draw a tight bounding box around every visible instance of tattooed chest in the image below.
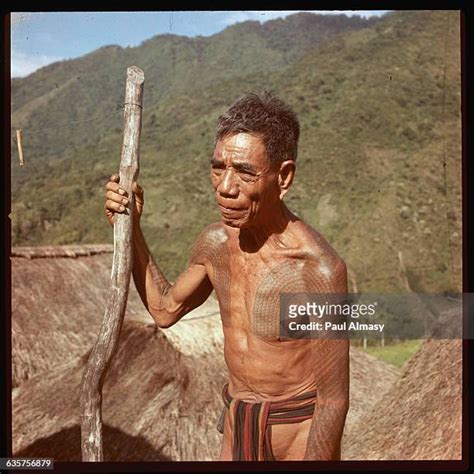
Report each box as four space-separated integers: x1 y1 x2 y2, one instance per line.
211 255 318 339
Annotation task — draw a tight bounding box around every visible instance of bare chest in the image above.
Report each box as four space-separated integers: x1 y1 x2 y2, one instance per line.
211 249 320 339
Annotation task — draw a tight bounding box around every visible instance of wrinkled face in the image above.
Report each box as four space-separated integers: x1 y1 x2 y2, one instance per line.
210 133 281 229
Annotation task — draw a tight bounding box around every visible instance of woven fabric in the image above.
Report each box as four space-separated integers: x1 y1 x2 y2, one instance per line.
218 383 317 461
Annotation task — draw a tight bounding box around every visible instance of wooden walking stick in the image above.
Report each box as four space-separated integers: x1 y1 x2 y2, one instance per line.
80 66 144 462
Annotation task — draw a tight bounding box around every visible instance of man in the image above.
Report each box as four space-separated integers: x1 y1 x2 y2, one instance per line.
104 91 349 461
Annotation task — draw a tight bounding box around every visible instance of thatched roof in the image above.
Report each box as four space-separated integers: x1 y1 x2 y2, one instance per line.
12 244 114 259
343 336 462 460
344 346 399 429
12 245 154 387
13 316 228 461
12 245 227 460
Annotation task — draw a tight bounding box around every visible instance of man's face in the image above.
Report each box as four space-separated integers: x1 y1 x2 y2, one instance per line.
210 133 281 229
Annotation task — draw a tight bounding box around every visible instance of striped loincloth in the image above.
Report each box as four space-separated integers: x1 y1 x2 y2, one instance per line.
216 382 317 461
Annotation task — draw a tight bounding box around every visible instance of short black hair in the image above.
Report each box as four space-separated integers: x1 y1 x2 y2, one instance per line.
215 91 300 165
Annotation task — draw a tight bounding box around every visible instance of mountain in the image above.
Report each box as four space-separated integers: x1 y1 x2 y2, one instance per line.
10 11 461 293
11 13 373 163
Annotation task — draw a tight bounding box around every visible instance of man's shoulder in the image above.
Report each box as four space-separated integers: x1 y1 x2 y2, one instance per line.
291 219 346 277
197 221 230 246
190 221 229 263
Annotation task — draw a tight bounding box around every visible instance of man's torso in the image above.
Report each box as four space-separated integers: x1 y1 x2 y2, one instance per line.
192 219 343 460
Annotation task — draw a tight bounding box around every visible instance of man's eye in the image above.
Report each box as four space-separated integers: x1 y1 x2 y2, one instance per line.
238 171 257 182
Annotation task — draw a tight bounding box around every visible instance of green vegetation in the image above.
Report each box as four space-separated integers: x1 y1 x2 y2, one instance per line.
11 11 461 293
361 339 423 368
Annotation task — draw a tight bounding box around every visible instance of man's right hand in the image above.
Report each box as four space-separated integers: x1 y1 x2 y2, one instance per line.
104 173 144 226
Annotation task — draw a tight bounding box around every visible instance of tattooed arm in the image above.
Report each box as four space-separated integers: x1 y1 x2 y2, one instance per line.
304 257 349 460
104 174 213 328
131 225 213 328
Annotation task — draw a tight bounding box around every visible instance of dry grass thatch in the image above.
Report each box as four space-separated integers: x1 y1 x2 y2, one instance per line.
12 244 114 259
344 346 399 432
343 333 462 459
12 246 154 387
13 317 228 461
13 245 227 460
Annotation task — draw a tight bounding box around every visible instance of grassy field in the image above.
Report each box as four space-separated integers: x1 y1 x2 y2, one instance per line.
360 340 423 368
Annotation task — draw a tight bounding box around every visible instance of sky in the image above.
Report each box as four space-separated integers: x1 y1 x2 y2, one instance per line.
11 11 388 78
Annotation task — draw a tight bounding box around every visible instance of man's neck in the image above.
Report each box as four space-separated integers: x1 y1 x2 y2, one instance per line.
238 202 292 253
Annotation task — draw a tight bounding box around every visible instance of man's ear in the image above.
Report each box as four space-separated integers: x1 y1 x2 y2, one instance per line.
278 160 295 199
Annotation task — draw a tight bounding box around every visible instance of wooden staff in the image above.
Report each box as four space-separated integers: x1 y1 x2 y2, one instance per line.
16 130 25 166
80 66 144 462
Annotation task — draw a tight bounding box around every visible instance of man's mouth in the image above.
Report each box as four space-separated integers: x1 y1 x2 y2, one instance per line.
218 204 244 216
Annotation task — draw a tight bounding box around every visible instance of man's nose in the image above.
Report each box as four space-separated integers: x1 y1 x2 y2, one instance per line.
218 169 239 197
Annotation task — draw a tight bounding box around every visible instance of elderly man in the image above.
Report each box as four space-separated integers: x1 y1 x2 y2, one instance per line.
104 91 349 461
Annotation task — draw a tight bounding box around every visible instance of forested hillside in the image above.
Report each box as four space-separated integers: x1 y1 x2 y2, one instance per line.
11 11 461 292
